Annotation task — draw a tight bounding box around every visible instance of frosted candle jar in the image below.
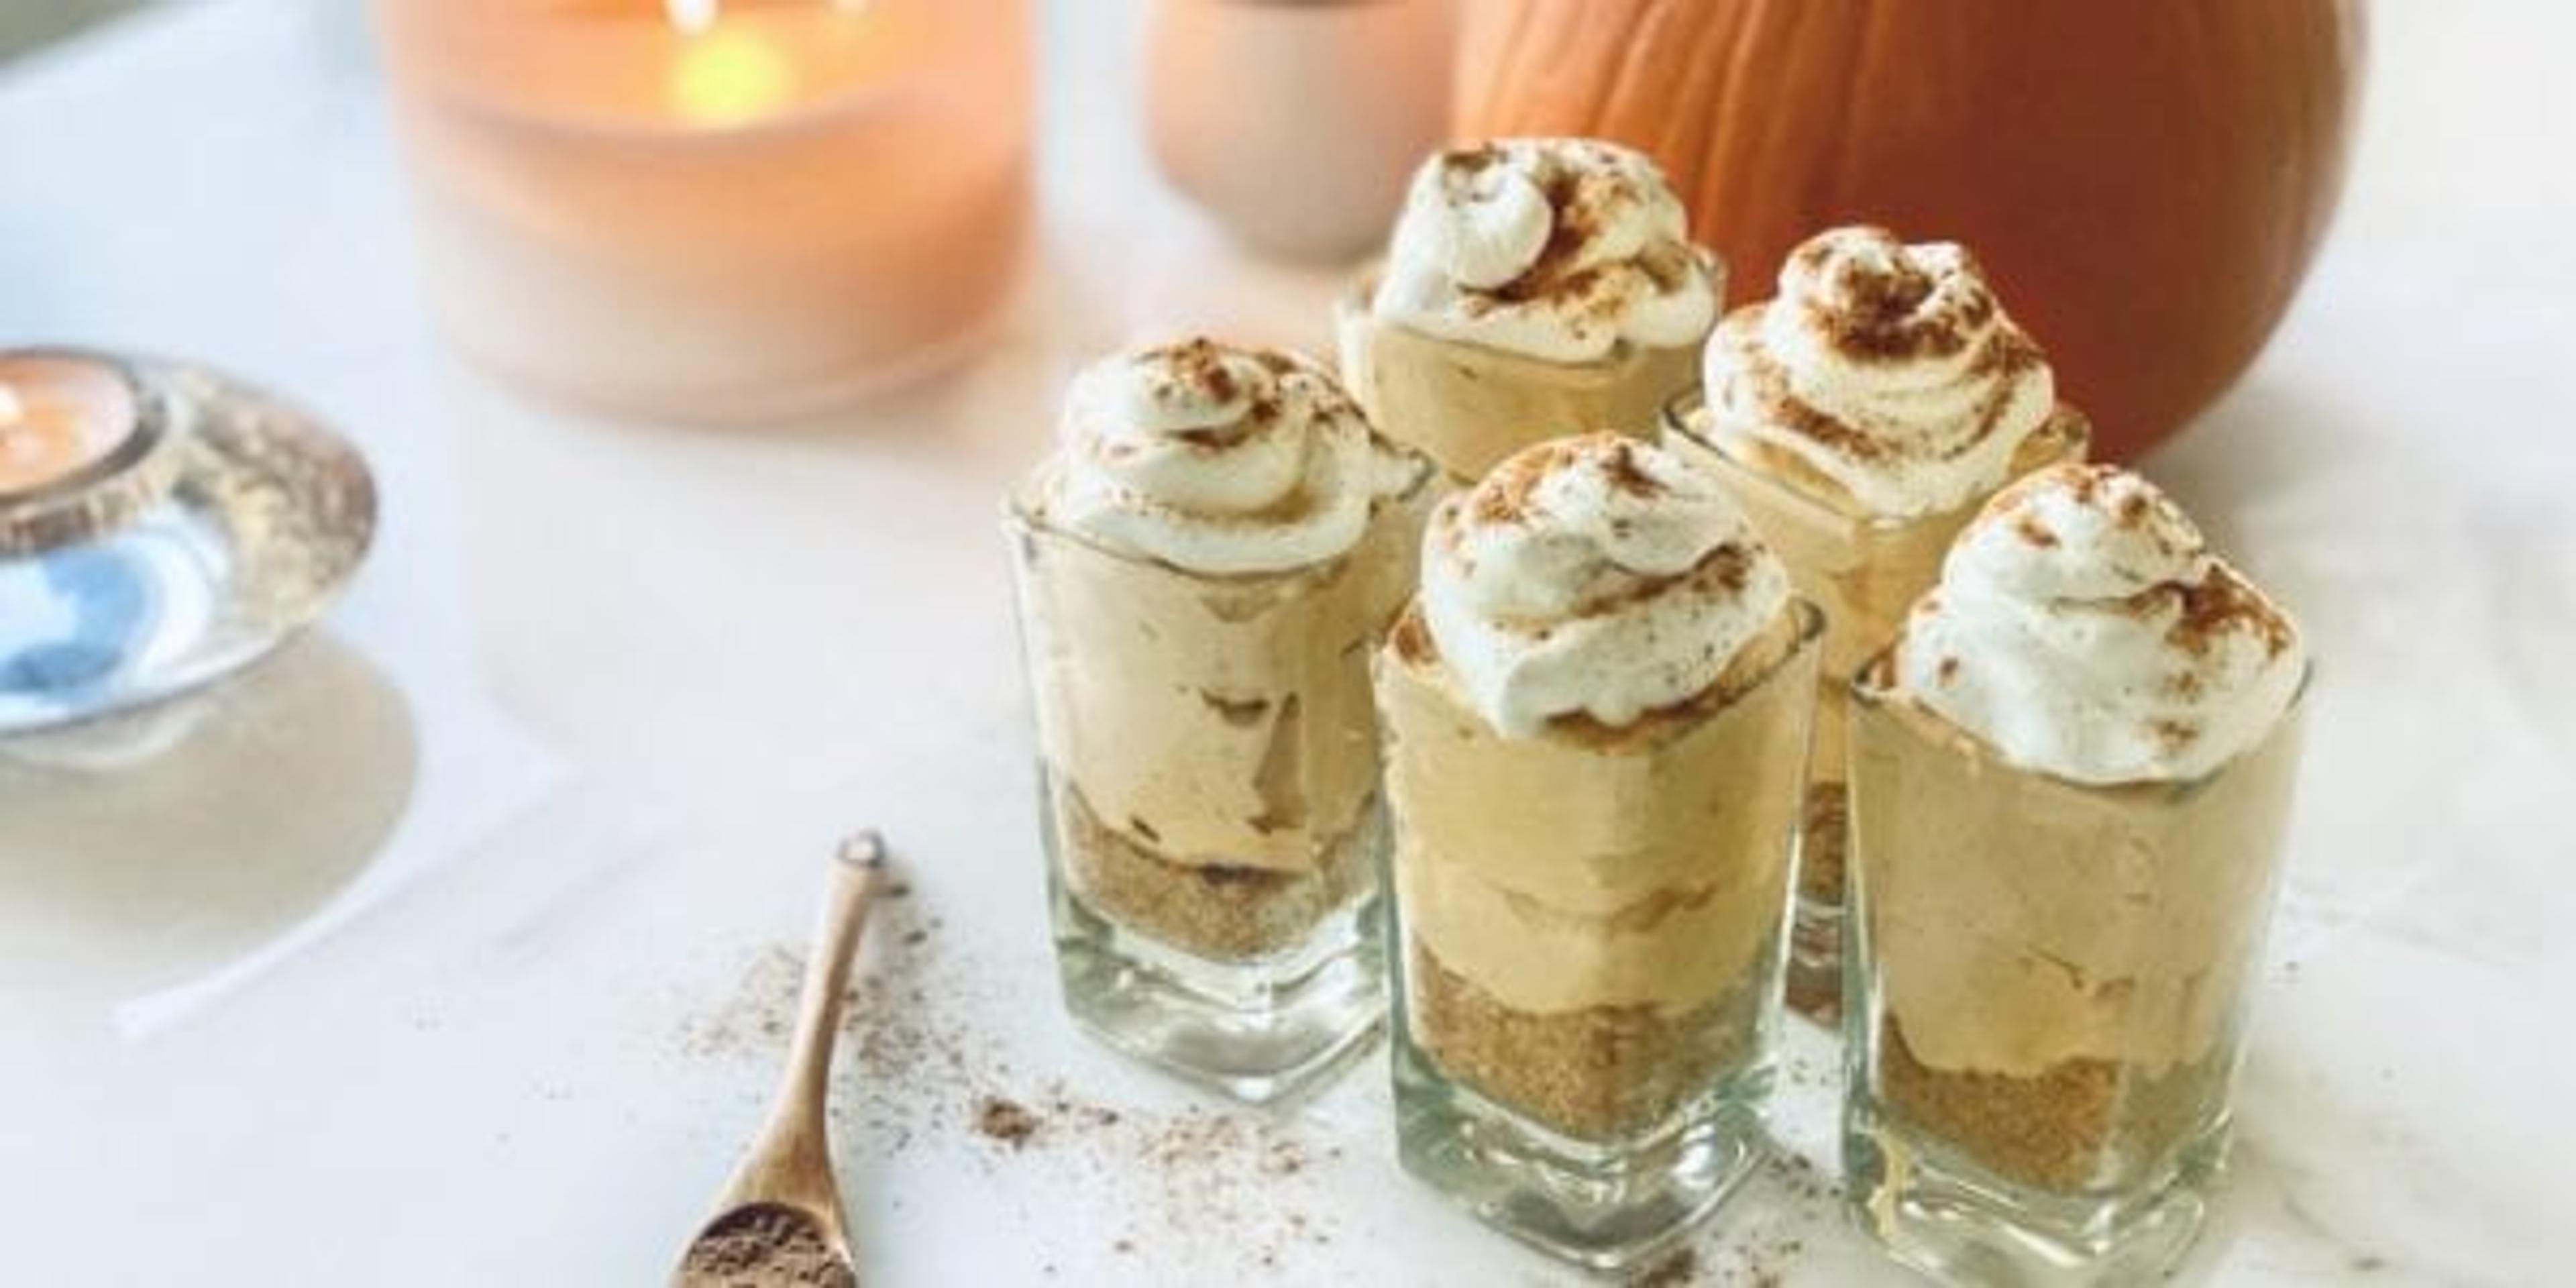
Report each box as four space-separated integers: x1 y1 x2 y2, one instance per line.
376 0 1032 423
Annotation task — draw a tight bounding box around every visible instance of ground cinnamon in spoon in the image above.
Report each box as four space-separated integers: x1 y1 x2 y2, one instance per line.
675 1203 856 1288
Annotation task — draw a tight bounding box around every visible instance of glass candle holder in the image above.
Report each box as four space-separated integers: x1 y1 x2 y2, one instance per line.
1146 0 1456 263
1663 392 2089 1020
375 0 1032 424
1374 602 1822 1272
1841 661 2311 1284
1 350 375 734
1004 478 1430 1104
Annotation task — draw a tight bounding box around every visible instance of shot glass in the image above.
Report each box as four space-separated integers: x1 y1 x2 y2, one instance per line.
1841 661 2311 1283
1338 260 1715 484
1375 602 1823 1271
1004 478 1429 1104
1663 392 2089 1018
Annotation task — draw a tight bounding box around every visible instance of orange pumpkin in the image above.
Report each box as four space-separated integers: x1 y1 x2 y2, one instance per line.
1455 1 2365 460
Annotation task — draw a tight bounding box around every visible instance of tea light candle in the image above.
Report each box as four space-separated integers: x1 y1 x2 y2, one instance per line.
0 355 138 498
376 0 1032 423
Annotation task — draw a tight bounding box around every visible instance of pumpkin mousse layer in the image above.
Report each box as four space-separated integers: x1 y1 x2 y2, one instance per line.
1379 435 1813 1138
1340 138 1719 482
1867 464 2306 1074
1853 464 2307 1186
1674 225 2090 1016
1016 339 1430 960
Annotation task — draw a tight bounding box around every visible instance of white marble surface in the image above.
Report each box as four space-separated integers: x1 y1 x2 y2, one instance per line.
3 2 2573 1283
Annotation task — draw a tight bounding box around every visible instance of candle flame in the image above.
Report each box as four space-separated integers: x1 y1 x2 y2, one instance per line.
0 386 21 427
672 30 795 125
665 0 718 36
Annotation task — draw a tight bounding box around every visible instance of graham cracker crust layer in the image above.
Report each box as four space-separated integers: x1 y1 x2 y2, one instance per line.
1055 778 1373 964
1878 1017 2226 1192
1784 784 1849 1021
1797 783 1848 902
1407 940 1755 1143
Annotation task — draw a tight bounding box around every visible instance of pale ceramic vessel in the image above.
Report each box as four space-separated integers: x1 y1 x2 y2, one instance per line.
1148 0 1456 264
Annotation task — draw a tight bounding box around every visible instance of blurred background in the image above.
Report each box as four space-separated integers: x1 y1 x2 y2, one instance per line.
4 3 2572 1283
0 0 149 60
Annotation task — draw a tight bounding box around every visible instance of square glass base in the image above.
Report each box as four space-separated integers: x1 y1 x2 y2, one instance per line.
1391 1028 1770 1273
1049 871 1384 1106
1843 1088 2229 1287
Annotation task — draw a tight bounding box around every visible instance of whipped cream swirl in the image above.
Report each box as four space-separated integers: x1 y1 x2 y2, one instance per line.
1703 225 2057 518
1043 339 1426 576
1422 434 1791 738
1892 464 2306 784
1374 138 1717 364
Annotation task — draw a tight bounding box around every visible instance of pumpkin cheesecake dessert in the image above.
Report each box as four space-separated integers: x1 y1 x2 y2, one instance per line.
1008 337 1432 1103
1374 433 1819 1269
1338 137 1719 483
1841 464 2310 1283
1664 225 2089 1018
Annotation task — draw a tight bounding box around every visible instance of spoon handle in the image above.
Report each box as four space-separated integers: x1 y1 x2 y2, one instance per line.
732 831 890 1212
782 831 890 1116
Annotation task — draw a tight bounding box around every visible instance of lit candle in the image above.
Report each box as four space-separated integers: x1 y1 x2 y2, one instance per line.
374 0 1033 423
0 355 137 498
667 22 796 128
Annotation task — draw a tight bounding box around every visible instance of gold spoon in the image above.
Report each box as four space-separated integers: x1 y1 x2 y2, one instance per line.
674 831 890 1288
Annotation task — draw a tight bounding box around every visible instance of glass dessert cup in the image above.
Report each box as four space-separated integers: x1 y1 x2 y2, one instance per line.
1375 602 1823 1271
1840 662 2311 1285
1005 480 1430 1104
1663 392 2090 1020
1336 268 1709 484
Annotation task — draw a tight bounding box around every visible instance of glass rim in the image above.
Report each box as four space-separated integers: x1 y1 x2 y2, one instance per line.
1662 388 2091 539
1344 246 1725 355
1002 464 1437 588
1847 647 2316 792
1729 599 1833 726
1767 596 1831 685
0 347 186 554
1381 595 1829 749
1340 285 1678 380
1339 262 1382 313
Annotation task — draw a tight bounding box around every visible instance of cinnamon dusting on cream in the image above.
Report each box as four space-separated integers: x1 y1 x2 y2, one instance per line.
1419 433 1792 737
1375 138 1717 364
1889 463 2305 784
1699 225 2064 518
